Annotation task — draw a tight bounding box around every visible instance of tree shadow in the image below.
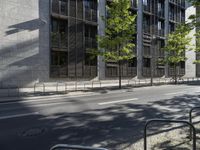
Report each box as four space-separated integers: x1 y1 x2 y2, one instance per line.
1 92 200 149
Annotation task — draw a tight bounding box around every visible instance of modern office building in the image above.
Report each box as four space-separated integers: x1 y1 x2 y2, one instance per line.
0 0 197 88
196 6 200 76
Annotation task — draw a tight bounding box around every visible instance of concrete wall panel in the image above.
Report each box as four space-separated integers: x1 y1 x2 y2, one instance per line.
0 0 50 88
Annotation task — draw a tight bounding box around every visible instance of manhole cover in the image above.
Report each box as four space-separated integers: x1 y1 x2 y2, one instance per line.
20 127 47 137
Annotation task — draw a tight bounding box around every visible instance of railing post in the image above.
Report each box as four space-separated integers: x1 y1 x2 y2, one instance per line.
189 107 200 140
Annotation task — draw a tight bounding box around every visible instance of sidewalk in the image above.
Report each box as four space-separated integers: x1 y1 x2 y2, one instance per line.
0 77 199 99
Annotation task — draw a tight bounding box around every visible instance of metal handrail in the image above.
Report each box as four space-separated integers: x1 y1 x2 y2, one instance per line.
34 83 45 94
189 107 200 140
92 81 101 88
144 119 196 150
75 81 77 91
159 78 167 84
56 82 68 94
50 144 108 150
128 79 136 86
8 86 20 96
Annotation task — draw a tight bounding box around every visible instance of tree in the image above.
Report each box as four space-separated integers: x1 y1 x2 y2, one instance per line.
91 0 136 89
186 0 200 63
162 24 193 84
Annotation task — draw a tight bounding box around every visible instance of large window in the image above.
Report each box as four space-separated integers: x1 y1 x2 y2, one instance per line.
158 20 164 36
158 0 164 17
169 4 175 21
85 24 97 67
157 39 165 57
51 19 68 49
143 0 150 12
52 0 68 16
85 24 97 49
84 0 97 9
143 15 150 33
143 0 148 6
143 58 151 68
51 51 68 66
84 0 97 21
181 9 185 22
169 23 175 33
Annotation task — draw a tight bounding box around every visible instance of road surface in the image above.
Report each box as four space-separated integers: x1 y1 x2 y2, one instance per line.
0 84 200 150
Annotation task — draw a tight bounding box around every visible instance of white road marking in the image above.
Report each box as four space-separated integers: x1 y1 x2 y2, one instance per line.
0 97 66 105
0 112 39 120
164 92 185 96
0 92 136 106
98 98 138 105
0 94 100 105
32 102 71 107
0 101 74 112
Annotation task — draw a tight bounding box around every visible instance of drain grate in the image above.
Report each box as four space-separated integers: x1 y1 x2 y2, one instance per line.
20 127 47 137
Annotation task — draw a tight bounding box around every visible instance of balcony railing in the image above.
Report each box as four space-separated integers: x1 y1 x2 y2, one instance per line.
158 11 164 18
168 67 185 76
181 0 185 7
158 30 164 37
131 0 137 8
157 50 165 57
84 66 97 77
51 32 68 49
170 13 175 21
143 26 150 34
143 48 151 56
85 37 97 49
142 67 151 77
143 5 151 12
85 9 97 22
52 1 68 16
50 66 68 78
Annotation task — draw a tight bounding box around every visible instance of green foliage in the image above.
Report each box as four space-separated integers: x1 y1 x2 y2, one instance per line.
186 0 200 61
91 0 136 62
186 0 200 29
195 30 200 52
187 0 200 6
163 24 193 65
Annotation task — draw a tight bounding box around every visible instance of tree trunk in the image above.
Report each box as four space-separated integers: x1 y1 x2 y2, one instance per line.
119 60 122 89
174 64 177 84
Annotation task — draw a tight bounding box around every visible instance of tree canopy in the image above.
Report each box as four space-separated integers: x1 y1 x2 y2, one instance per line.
163 24 192 65
93 0 137 62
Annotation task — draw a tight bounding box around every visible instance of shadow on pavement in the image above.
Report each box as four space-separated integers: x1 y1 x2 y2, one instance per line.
1 92 200 149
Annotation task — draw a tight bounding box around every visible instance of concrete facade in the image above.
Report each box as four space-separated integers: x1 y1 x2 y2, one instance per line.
185 4 196 77
136 0 143 79
0 0 50 88
97 0 106 80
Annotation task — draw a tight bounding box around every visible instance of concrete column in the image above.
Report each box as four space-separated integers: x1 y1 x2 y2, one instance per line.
97 0 106 80
185 3 196 77
136 0 143 79
164 0 169 77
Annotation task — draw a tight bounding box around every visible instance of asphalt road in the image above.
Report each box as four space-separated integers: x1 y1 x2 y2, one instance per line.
0 84 200 150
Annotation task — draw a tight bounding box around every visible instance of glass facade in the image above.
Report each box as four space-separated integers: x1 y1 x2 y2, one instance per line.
50 0 98 78
141 0 186 77
49 0 187 79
